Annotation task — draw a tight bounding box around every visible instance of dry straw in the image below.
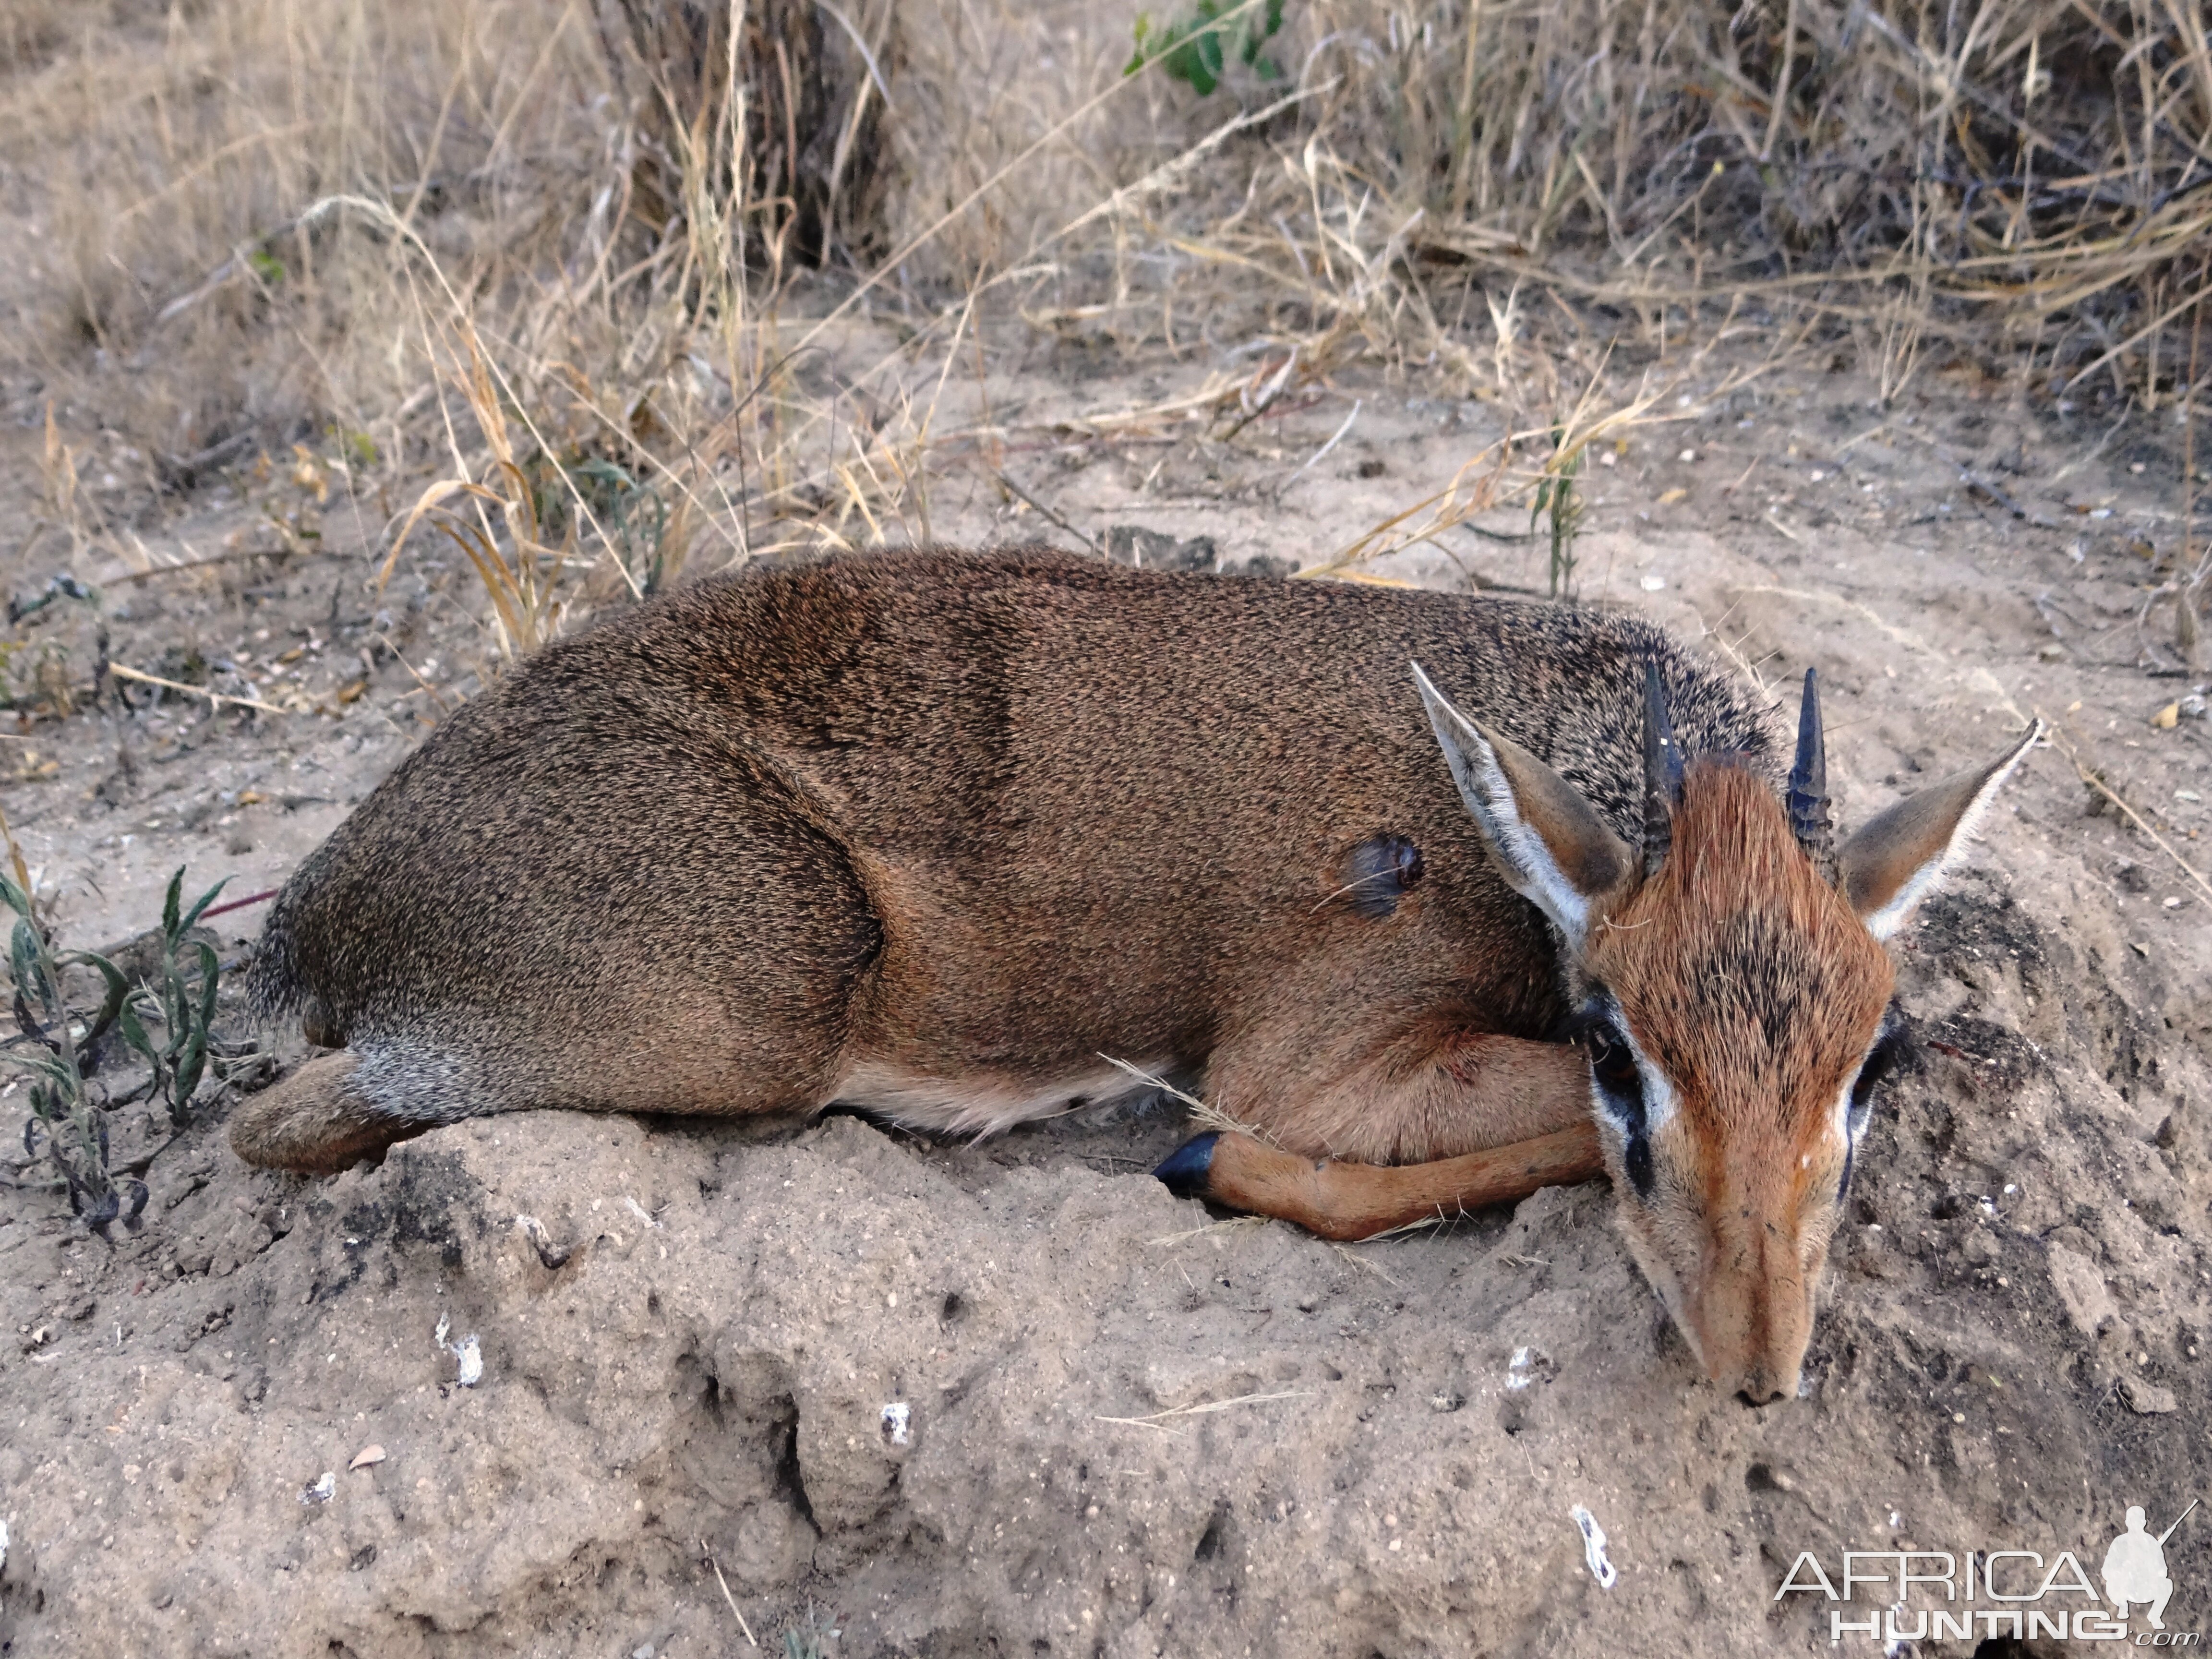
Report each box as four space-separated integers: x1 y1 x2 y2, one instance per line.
1 0 2207 644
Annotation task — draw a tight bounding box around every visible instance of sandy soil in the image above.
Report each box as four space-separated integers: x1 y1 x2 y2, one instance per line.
0 344 2208 1657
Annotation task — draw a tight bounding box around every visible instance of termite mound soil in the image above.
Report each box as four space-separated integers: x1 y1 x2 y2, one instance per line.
1 358 2209 1657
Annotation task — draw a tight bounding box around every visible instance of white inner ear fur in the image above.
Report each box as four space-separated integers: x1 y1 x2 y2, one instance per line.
1410 661 1598 951
1860 725 2040 942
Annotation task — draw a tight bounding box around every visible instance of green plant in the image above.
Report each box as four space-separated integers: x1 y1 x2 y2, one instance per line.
779 1601 838 1658
117 868 229 1130
1530 427 1584 600
3 855 137 1231
386 332 581 667
1 847 229 1232
533 455 694 597
1127 0 1285 97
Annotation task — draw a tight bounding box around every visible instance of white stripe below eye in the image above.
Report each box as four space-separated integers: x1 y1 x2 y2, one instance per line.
1597 1000 1679 1136
1832 1078 1858 1148
1834 1022 1892 1147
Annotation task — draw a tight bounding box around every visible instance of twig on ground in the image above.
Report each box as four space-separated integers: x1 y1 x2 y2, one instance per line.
701 1543 758 1647
1148 1215 1272 1247
1331 1242 1405 1284
996 471 1096 554
1277 400 1362 495
107 664 290 715
1095 1390 1312 1433
199 888 280 922
100 546 322 587
2039 721 2212 905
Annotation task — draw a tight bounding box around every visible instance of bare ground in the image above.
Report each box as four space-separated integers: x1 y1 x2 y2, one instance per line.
0 345 2209 1657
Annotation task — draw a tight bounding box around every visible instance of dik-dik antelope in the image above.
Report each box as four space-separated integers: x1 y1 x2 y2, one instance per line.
234 548 2036 1403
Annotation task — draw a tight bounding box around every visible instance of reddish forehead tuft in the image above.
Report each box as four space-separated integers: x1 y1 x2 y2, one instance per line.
1586 759 1892 1141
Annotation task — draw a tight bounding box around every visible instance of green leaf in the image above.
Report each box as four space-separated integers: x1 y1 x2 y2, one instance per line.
66 952 129 1048
7 1050 74 1088
178 875 231 938
11 920 41 1010
193 940 221 1031
0 874 28 917
10 922 58 1025
1195 26 1225 85
174 1032 207 1115
161 868 183 941
1125 14 1155 76
247 248 287 286
118 998 156 1064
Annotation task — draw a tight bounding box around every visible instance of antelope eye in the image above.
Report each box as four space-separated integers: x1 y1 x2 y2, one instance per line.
1850 1029 1905 1116
1587 1023 1642 1097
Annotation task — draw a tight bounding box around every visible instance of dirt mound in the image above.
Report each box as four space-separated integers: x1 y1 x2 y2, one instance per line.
3 359 2210 1655
3 849 2208 1656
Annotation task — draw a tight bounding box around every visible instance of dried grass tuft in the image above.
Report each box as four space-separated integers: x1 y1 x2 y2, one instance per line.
4 0 2207 667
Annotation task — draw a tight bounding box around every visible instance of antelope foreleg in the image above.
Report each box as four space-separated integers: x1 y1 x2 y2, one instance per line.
1155 1119 1605 1241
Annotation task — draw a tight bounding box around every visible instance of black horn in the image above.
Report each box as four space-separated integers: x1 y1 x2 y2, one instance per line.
1641 658 1683 879
1787 667 1837 884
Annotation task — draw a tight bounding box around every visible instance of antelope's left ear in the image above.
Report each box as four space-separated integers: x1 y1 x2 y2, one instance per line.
1411 661 1632 952
1838 722 2042 940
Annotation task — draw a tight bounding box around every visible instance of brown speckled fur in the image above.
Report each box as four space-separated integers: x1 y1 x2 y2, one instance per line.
235 545 1771 1166
229 545 2036 1401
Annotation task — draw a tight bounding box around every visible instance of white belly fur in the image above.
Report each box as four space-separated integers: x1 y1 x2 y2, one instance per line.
832 1057 1174 1140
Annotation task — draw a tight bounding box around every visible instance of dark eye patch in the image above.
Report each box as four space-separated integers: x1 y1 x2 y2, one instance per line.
1839 1004 1911 1201
1578 1005 1655 1202
1848 1008 1911 1130
1336 834 1425 919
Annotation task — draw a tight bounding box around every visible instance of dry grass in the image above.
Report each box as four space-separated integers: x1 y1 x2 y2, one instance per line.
0 0 613 454
1283 0 2212 403
0 0 2206 656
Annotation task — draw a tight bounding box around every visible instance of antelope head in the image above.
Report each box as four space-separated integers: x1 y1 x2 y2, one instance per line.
1412 661 2039 1404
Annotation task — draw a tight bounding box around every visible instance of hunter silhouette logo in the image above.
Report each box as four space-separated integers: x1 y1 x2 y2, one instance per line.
1777 1498 2203 1645
2106 1501 2198 1631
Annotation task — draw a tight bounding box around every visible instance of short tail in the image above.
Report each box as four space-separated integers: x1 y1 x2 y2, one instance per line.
244 882 349 1045
244 885 311 1021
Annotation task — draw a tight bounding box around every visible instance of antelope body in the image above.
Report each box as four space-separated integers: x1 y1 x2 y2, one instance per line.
235 547 2036 1402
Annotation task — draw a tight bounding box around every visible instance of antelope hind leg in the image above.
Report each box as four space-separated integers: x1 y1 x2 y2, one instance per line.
1155 1120 1603 1240
229 1052 435 1174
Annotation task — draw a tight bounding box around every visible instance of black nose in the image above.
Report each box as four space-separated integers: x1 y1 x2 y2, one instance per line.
1735 1383 1789 1409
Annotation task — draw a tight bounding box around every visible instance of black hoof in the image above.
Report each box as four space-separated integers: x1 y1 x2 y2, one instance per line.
1153 1132 1220 1198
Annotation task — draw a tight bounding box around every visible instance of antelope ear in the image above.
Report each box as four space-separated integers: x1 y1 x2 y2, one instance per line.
1411 661 1631 950
1839 723 2042 941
